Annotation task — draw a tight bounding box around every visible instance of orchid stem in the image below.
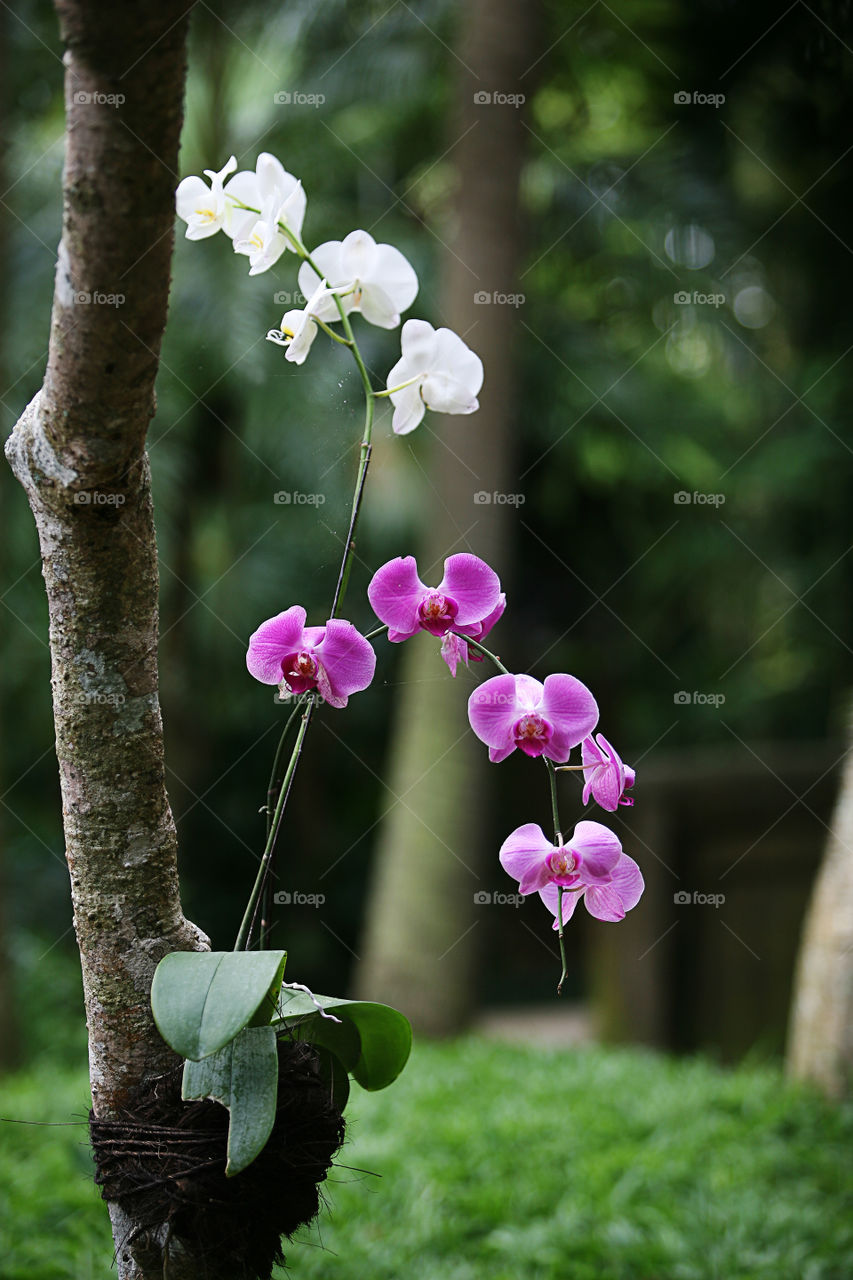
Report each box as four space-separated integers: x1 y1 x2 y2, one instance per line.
258 699 306 948
365 623 389 641
247 239 377 942
453 634 510 675
236 696 316 952
546 757 568 995
556 887 568 996
545 758 562 845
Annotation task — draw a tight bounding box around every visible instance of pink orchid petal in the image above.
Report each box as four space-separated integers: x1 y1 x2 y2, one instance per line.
584 884 626 922
468 674 521 749
477 594 506 638
440 632 468 677
540 673 599 762
246 605 307 684
368 557 429 635
569 820 623 880
540 883 581 929
489 743 517 764
499 823 555 894
610 853 644 911
438 553 501 626
313 619 376 707
513 674 545 711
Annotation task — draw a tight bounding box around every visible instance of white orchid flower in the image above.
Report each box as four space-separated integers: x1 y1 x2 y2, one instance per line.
231 154 306 273
298 229 418 329
385 319 484 435
266 279 351 365
175 156 258 240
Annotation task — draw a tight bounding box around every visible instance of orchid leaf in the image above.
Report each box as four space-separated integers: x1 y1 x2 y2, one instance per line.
152 950 287 1061
274 991 411 1091
182 1024 278 1176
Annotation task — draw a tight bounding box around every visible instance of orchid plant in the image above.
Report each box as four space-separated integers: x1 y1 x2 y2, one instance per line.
153 150 643 1175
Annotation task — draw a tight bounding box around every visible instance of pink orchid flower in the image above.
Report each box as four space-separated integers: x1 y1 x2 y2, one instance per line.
499 820 644 925
246 605 375 709
467 672 598 763
367 553 501 642
581 733 636 810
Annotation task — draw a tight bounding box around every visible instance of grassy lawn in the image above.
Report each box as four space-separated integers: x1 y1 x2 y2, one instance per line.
1 1038 851 1279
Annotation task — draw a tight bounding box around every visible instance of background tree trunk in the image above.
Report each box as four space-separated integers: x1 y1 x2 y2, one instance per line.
4 3 207 1274
355 0 537 1032
787 708 853 1097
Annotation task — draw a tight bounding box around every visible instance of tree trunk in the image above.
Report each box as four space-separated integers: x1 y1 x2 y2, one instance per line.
0 0 22 1075
355 0 537 1032
787 712 853 1097
4 4 208 1274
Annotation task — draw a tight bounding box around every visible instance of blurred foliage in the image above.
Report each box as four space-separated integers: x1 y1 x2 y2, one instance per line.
1 0 851 1014
2 1018 853 1277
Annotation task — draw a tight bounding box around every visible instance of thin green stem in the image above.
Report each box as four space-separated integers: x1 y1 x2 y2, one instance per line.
453 634 511 675
258 700 306 948
372 374 422 398
314 318 353 345
556 888 568 996
545 757 568 995
249 244 376 939
235 697 316 951
545 758 562 843
365 623 389 641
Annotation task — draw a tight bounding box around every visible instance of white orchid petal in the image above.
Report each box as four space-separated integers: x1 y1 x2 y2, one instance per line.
433 326 484 392
339 229 379 279
371 242 419 313
390 382 426 435
256 153 290 203
358 283 401 329
421 371 480 415
398 318 440 371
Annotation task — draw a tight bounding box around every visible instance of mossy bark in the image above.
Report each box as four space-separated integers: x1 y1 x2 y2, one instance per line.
5 3 208 1274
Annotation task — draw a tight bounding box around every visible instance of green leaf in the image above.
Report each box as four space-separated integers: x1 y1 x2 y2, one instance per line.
152 950 287 1060
274 991 412 1091
182 1024 278 1176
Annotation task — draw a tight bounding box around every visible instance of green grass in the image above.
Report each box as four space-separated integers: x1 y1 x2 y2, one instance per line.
1 1039 852 1279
